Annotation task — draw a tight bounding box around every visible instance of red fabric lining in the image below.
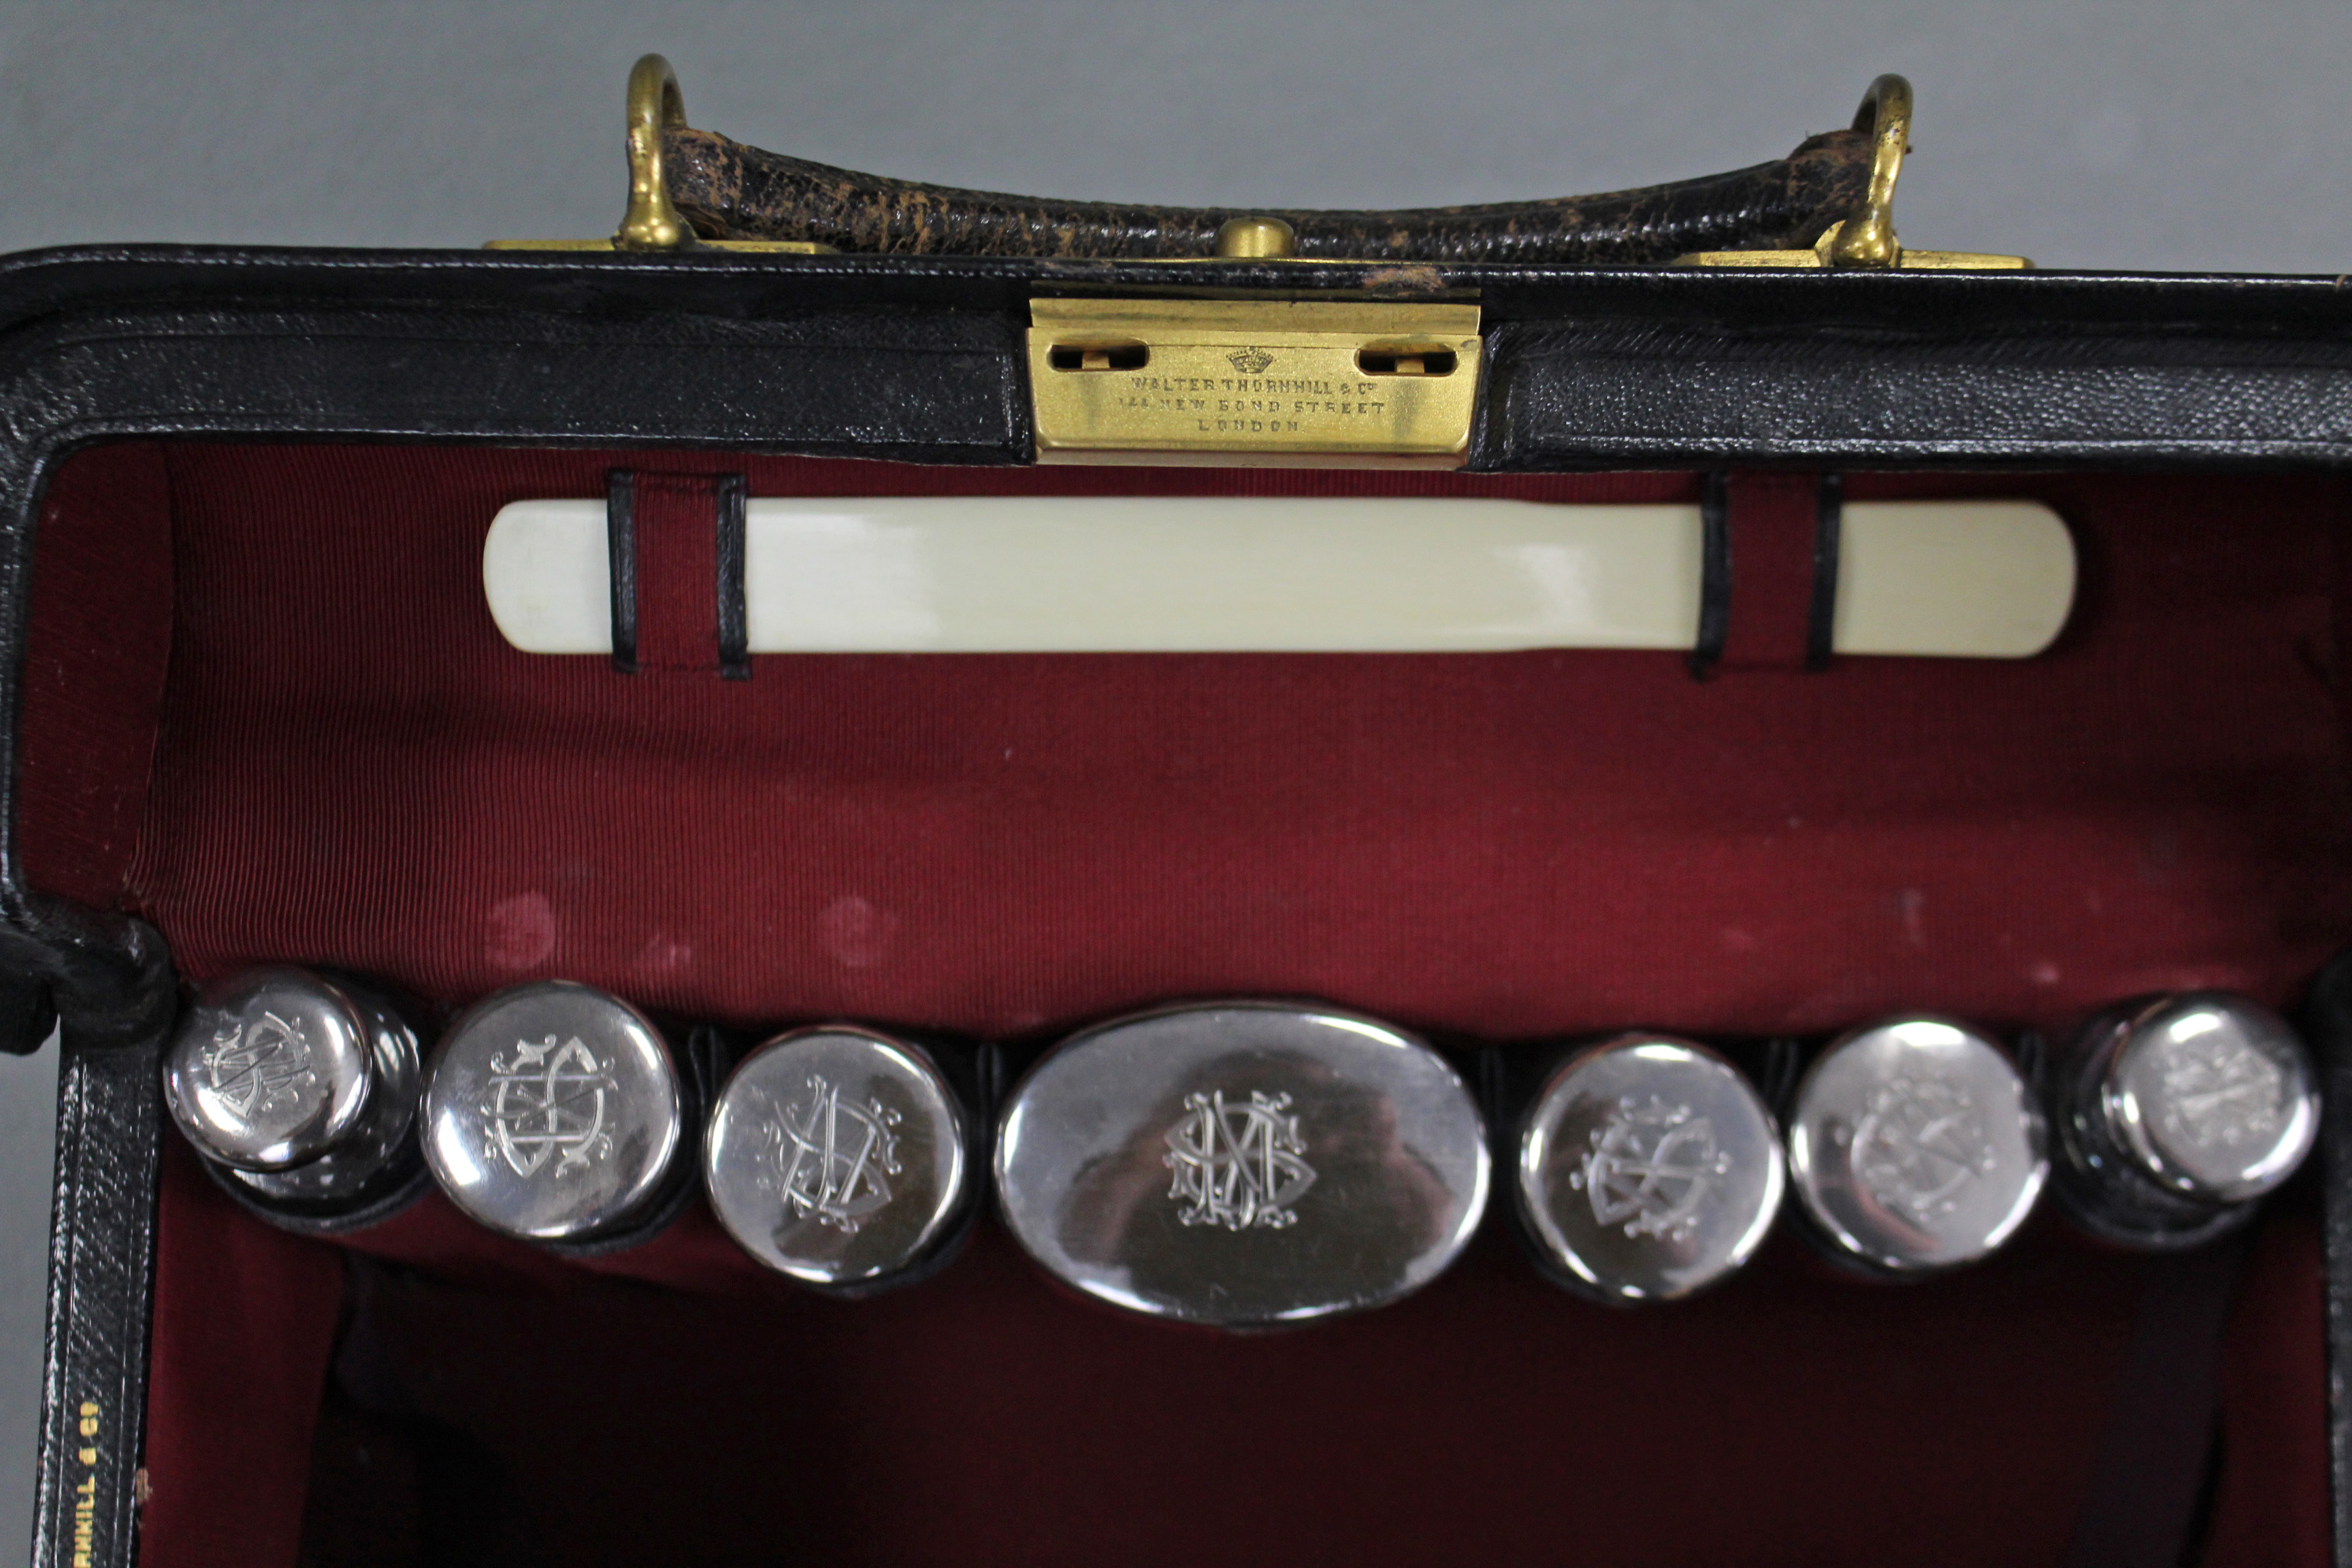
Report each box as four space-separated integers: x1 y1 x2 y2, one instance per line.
10 445 2347 1565
142 1143 344 1568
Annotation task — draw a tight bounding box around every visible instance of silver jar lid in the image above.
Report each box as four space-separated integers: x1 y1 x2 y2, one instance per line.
704 1026 970 1291
2101 993 2316 1203
1515 1034 1784 1303
1788 1016 2046 1275
421 981 683 1242
995 1001 1488 1328
165 966 378 1170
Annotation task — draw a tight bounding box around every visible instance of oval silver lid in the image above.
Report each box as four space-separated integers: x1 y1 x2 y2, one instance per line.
1516 1034 1784 1303
1788 1016 2046 1274
421 981 682 1241
164 966 375 1171
2104 992 2317 1203
704 1026 968 1290
995 1001 1488 1328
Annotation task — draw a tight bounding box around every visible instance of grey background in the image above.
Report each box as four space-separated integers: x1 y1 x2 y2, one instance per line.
0 0 2345 1561
0 0 2347 270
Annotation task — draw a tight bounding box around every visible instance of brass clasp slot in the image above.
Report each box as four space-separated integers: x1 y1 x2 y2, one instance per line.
1030 299 1482 468
1047 341 1152 372
1357 344 1459 376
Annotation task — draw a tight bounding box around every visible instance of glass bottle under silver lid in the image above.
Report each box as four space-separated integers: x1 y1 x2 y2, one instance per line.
420 979 692 1247
1786 1015 2047 1276
2046 992 2318 1250
162 965 427 1229
995 1000 1489 1328
704 1025 976 1294
1513 1033 1785 1304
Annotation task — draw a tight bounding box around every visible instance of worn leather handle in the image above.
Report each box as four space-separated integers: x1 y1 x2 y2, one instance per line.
659 125 1874 264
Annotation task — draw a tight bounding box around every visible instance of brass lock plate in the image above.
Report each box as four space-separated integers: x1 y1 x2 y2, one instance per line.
1028 299 1482 468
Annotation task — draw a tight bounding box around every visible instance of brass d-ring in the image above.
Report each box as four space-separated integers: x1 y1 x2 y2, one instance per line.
614 54 693 251
1826 73 1912 268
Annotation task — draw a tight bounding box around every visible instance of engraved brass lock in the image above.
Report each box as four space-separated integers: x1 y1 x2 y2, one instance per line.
1028 298 1482 468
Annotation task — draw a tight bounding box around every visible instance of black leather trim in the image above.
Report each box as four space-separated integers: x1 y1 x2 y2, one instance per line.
31 1035 162 1568
2302 953 2352 1568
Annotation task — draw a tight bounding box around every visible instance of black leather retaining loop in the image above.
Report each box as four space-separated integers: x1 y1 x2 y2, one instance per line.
716 473 749 681
1807 473 1844 671
1688 472 1731 681
606 470 640 676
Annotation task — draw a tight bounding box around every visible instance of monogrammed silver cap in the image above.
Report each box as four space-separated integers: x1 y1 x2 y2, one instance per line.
2102 994 2316 1203
421 981 682 1242
1516 1035 1784 1303
995 1002 1488 1328
1788 1016 2046 1275
704 1026 969 1291
165 966 377 1171
2048 993 2319 1249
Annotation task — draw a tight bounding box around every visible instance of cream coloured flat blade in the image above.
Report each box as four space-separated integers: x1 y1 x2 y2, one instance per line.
482 496 2072 657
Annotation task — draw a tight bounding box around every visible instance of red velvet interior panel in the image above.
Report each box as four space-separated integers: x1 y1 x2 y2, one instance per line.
101 450 2352 1036
18 443 172 909
8 445 2348 1567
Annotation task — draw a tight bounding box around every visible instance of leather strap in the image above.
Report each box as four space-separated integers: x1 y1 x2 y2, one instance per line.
659 125 1874 263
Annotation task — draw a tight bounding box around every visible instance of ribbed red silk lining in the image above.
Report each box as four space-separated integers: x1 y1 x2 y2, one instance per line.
14 446 2347 1567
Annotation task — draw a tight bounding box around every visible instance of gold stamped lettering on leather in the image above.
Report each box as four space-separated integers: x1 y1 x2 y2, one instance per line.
1028 299 1482 469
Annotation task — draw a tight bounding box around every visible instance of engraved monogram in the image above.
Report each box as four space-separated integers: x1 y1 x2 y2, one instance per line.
1225 346 1275 375
1850 1071 1999 1224
760 1075 902 1233
1164 1089 1317 1230
2157 1034 2285 1152
200 1011 317 1119
483 1035 617 1178
1569 1095 1731 1241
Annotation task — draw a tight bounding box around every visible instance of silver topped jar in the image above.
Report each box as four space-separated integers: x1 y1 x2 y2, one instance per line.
421 980 687 1245
995 1001 1488 1328
1786 1015 2046 1275
1514 1034 1784 1304
2048 992 2318 1249
704 1026 974 1293
163 966 425 1223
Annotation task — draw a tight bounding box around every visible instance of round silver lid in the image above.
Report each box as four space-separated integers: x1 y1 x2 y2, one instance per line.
995 1002 1488 1328
2104 993 2317 1203
164 966 375 1171
227 990 422 1206
1788 1016 2046 1274
704 1026 968 1289
421 981 682 1241
1516 1034 1784 1303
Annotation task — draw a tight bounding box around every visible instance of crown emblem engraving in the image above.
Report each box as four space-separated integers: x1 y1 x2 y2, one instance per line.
1850 1071 1998 1223
200 1011 317 1119
1571 1095 1731 1241
2158 1034 2285 1151
483 1035 617 1179
1163 1089 1316 1230
1226 346 1275 374
761 1075 902 1233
